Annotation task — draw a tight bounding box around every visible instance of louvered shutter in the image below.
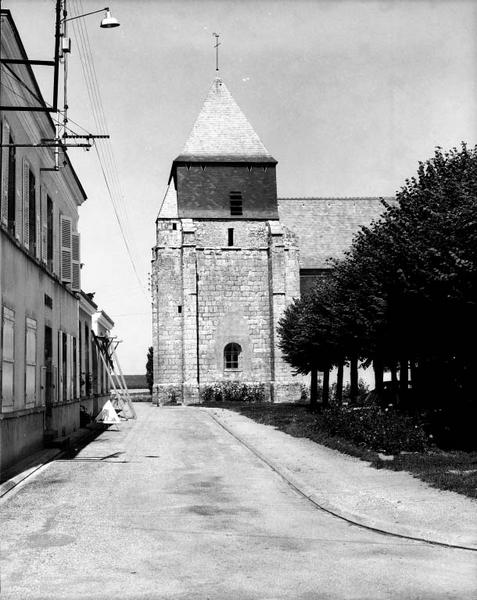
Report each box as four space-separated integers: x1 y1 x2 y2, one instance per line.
60 214 72 283
18 159 29 243
35 189 41 260
67 334 72 401
1 120 10 225
71 232 81 292
22 159 30 248
41 189 47 263
57 330 62 403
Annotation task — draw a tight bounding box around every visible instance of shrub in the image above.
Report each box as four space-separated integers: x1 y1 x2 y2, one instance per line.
200 381 266 404
320 406 429 454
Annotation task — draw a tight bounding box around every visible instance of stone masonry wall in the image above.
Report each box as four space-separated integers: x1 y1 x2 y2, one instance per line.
152 217 302 405
194 220 272 399
152 220 184 404
268 222 302 402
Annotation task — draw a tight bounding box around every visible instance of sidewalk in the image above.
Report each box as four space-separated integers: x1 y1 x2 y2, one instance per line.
204 407 477 551
0 424 106 499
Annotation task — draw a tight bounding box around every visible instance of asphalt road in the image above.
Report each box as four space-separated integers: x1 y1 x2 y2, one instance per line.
1 403 476 599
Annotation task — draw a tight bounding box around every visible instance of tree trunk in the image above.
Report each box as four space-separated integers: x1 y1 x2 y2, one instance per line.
310 365 318 412
350 356 359 404
373 357 384 394
322 368 330 408
400 357 408 392
336 362 344 405
391 363 398 388
409 360 417 389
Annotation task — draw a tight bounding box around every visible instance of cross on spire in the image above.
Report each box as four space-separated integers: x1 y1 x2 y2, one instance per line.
213 32 220 72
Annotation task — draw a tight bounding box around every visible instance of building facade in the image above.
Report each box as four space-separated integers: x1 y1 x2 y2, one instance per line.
0 10 112 475
152 77 391 404
152 77 301 404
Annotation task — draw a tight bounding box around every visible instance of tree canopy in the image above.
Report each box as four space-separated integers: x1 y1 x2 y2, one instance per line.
278 144 477 406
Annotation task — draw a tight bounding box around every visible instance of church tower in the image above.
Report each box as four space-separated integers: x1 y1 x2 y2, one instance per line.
151 76 300 404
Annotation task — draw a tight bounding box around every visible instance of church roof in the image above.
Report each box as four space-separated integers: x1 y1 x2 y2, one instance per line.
175 77 276 163
278 197 394 269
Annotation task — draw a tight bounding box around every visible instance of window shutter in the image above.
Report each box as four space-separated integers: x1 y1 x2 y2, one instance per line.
22 159 30 248
57 330 63 402
1 307 15 408
1 120 10 225
60 214 72 283
35 191 41 260
71 232 81 292
67 334 72 401
41 189 48 263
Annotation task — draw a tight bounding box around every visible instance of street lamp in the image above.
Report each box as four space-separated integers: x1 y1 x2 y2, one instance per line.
0 1 119 165
62 7 120 28
0 2 119 113
53 1 120 168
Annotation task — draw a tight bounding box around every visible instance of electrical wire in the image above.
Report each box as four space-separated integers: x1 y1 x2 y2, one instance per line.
1 68 98 138
70 0 146 298
2 4 147 299
94 144 147 297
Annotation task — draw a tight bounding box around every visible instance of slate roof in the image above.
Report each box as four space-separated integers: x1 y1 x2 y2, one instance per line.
278 197 394 269
176 77 275 163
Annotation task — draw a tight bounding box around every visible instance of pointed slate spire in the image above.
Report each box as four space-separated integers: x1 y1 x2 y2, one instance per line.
175 77 275 163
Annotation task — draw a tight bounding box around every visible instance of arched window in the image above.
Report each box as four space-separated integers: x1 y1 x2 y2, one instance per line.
224 343 241 370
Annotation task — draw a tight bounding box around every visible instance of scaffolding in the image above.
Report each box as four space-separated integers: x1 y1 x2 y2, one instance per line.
92 332 137 420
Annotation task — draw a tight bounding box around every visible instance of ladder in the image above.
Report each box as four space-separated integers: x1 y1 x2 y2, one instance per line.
92 332 137 420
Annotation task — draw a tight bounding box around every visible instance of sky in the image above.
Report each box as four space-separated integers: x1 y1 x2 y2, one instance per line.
4 0 477 374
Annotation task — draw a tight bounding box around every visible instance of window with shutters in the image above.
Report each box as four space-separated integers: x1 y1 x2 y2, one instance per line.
25 317 37 406
28 169 37 256
73 337 78 399
22 159 30 248
62 331 68 402
224 343 241 370
60 214 72 283
229 191 243 215
1 307 15 409
71 232 81 292
46 195 54 270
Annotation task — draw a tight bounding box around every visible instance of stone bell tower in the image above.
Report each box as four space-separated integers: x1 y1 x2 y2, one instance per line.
151 76 300 404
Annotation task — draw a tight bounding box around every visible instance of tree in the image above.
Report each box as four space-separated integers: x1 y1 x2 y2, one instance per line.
278 278 344 410
338 144 477 404
279 144 477 408
145 346 153 395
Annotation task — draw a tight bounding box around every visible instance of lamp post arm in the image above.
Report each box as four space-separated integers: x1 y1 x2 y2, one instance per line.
62 7 109 23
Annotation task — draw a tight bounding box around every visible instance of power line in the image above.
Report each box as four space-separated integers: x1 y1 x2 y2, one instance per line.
94 144 147 298
70 0 145 297
2 68 99 138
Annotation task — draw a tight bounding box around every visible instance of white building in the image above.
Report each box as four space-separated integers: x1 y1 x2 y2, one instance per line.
0 9 112 475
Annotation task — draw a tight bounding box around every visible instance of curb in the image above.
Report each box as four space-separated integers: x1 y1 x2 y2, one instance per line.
0 448 62 499
206 409 477 553
0 425 106 500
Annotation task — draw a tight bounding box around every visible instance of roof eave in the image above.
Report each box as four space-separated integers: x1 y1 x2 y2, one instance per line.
173 154 277 165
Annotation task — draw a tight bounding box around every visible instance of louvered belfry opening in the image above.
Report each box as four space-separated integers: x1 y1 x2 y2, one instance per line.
229 191 243 215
